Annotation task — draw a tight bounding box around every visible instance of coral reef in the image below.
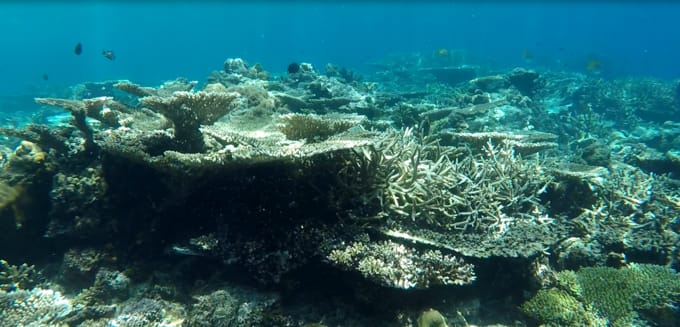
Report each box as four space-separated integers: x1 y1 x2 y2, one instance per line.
2 54 680 326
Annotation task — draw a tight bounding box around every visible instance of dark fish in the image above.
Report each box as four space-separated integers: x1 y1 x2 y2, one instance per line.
287 62 300 74
102 50 116 60
74 42 82 55
42 73 48 81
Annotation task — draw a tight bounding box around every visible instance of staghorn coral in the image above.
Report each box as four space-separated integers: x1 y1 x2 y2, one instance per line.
140 91 240 153
348 129 553 234
566 161 680 260
327 240 475 289
352 129 465 228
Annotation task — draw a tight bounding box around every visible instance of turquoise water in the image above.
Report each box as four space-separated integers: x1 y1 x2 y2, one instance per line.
1 2 679 96
1 2 680 326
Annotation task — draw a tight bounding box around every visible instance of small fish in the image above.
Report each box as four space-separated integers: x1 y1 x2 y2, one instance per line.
42 73 49 81
102 49 116 60
435 48 449 57
169 245 203 256
74 42 82 55
522 50 534 61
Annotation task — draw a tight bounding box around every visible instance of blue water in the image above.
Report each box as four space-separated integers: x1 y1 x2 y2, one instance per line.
1 2 679 96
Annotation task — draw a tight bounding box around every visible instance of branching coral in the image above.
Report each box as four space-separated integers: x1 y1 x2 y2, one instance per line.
327 240 475 289
345 128 463 226
346 129 552 234
572 162 677 233
0 259 43 290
